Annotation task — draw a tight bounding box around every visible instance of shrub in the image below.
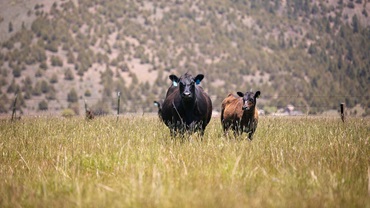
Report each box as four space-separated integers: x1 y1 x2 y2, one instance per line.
32 81 42 96
45 41 58 52
1 68 8 77
12 66 21 78
0 98 9 113
61 108 75 117
22 76 33 90
64 68 74 80
38 100 48 110
363 9 368 17
39 61 48 70
68 102 80 115
50 55 63 67
7 79 19 93
32 45 47 62
40 80 49 93
84 89 91 97
308 44 317 54
35 69 43 77
67 88 78 103
347 2 355 9
0 77 8 87
46 87 56 100
24 89 31 100
50 74 58 83
8 21 13 33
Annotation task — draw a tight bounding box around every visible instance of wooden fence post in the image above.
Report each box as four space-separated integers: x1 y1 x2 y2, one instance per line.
368 166 370 197
84 99 88 113
11 93 18 121
117 92 121 122
340 103 345 122
84 99 94 120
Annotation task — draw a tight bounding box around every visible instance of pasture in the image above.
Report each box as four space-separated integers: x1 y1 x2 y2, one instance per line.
0 115 369 207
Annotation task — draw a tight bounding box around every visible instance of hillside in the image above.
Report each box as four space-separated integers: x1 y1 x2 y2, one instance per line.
0 0 369 116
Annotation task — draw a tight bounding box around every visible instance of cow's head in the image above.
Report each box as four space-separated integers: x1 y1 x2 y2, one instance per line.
179 73 204 101
237 91 261 110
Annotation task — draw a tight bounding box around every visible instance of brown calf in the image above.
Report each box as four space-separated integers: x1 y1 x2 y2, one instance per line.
221 91 260 140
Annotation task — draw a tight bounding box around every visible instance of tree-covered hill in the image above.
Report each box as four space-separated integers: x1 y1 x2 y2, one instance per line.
0 0 369 116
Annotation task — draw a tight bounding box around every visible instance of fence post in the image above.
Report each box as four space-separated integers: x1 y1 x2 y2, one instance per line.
11 93 18 121
368 166 370 197
84 99 94 120
340 103 345 122
117 92 121 122
84 99 88 113
84 99 89 119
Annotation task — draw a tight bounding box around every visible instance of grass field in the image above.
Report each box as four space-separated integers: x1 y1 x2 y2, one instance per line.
0 115 369 207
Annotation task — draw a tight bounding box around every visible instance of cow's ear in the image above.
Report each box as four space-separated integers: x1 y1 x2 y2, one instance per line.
255 91 261 99
237 92 244 97
169 75 179 86
153 101 160 107
194 74 204 85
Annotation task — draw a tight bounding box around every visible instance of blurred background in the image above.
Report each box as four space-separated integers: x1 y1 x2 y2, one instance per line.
0 0 368 117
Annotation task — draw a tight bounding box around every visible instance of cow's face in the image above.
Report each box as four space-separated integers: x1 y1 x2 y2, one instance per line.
237 91 261 110
179 73 204 101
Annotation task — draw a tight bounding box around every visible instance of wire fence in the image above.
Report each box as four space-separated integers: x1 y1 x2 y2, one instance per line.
3 92 367 121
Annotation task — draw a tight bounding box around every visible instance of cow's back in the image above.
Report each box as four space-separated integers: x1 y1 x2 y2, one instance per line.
221 93 243 121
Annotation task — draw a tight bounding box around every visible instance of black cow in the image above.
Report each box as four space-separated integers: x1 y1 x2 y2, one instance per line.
161 73 212 137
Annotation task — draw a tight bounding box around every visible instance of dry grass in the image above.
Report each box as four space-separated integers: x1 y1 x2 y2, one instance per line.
0 116 369 207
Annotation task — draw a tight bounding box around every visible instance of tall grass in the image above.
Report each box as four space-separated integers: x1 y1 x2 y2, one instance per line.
0 116 369 207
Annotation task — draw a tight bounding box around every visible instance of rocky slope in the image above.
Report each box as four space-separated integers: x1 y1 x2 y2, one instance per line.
0 0 368 116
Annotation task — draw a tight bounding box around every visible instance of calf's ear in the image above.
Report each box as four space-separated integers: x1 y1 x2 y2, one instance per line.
254 91 261 98
169 75 179 86
237 92 244 97
194 74 204 85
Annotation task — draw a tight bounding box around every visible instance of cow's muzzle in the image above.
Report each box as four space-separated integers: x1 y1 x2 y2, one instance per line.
182 92 192 99
242 101 253 110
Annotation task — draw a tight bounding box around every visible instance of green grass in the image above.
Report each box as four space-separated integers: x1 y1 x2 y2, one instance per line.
0 116 369 207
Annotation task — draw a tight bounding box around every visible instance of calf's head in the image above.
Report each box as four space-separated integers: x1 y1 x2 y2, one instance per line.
179 73 204 101
237 91 261 110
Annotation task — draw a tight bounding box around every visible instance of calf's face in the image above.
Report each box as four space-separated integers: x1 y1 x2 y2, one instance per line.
237 91 261 110
179 74 204 101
